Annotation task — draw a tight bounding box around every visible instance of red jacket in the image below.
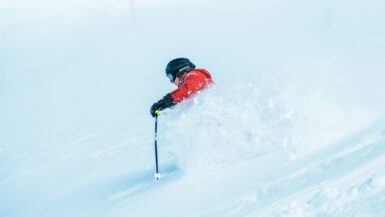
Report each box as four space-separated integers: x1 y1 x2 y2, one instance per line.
169 69 213 104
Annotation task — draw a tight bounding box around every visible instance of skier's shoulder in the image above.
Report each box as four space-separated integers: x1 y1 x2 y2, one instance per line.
184 68 212 80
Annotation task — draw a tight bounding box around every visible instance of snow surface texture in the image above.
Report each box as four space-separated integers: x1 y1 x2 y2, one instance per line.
1 0 385 216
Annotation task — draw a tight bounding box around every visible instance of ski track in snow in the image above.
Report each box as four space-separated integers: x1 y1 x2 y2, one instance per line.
208 123 385 217
0 112 149 178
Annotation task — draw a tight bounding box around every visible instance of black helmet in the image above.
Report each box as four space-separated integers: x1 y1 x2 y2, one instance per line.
165 57 196 81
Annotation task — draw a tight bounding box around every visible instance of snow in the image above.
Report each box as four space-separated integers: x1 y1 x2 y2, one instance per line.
1 0 385 217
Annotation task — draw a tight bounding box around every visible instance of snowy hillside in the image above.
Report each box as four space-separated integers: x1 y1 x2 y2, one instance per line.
1 0 385 216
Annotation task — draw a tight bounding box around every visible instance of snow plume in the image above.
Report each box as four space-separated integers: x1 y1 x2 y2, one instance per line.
158 76 380 178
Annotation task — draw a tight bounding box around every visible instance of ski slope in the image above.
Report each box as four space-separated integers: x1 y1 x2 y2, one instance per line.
1 0 385 216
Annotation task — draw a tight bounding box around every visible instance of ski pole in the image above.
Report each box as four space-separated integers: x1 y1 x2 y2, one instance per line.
154 110 161 180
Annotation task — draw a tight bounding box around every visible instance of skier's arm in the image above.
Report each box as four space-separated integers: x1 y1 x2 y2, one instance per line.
150 72 209 117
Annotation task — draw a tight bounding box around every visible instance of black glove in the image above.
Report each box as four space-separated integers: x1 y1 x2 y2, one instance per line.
150 94 175 117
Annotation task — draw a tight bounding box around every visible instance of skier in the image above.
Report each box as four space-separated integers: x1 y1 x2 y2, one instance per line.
150 57 214 117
